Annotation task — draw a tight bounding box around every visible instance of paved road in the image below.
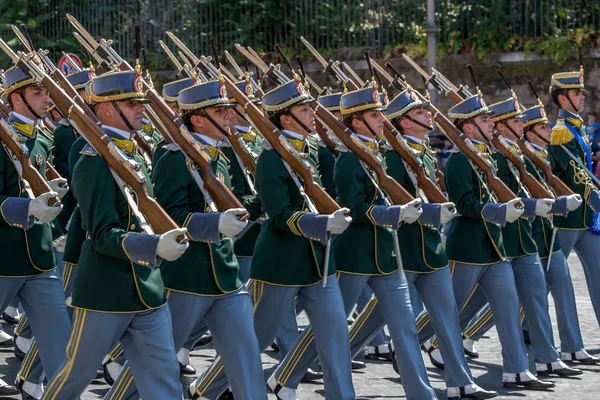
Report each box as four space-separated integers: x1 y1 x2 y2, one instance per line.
1 252 599 399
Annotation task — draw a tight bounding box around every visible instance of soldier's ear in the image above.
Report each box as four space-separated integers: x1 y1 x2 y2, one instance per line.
190 114 204 129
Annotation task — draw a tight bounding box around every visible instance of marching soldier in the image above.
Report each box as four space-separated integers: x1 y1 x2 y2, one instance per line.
16 68 96 399
344 87 497 399
188 78 354 400
42 70 188 399
266 85 436 399
417 94 554 390
457 96 581 377
459 103 598 366
547 68 600 348
103 78 268 400
0 65 72 397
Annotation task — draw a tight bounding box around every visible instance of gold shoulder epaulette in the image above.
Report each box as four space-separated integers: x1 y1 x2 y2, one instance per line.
551 119 574 145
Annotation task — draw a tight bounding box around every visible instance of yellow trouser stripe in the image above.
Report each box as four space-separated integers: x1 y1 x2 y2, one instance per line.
61 263 75 292
108 365 132 400
109 344 124 361
15 314 28 335
519 307 526 324
349 297 379 343
43 308 87 400
464 307 494 338
195 358 225 395
19 341 38 380
279 328 314 385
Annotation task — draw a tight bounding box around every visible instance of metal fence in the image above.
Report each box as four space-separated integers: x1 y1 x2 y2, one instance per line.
9 0 600 63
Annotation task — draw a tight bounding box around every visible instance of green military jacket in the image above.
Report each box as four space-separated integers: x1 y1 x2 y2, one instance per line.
492 147 538 258
220 127 263 258
153 137 242 296
445 149 507 265
548 112 596 230
152 140 168 171
70 128 166 312
251 132 330 285
316 138 337 199
0 114 56 276
524 155 561 259
333 145 397 276
52 121 79 232
63 136 88 267
384 138 448 273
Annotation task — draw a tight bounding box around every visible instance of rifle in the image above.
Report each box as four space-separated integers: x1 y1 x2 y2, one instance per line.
406 55 572 197
0 40 183 236
301 40 446 203
384 60 519 203
66 18 247 213
223 75 340 214
0 118 59 206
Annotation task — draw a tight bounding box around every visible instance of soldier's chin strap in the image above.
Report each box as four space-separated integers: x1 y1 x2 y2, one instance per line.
17 89 43 121
111 101 136 133
564 90 581 116
357 114 379 139
402 115 433 132
466 118 493 147
199 109 231 138
287 111 313 135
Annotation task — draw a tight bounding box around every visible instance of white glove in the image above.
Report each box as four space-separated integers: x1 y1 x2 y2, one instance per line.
327 208 352 235
157 228 189 261
53 235 67 252
218 208 248 237
566 194 583 211
399 199 423 224
28 192 62 223
49 178 69 199
505 198 524 223
440 202 457 225
535 198 555 217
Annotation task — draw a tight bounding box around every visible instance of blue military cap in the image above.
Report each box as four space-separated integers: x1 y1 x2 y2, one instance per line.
230 79 259 104
317 92 342 112
448 94 489 122
3 66 40 97
67 69 94 91
87 71 149 104
162 77 197 103
261 78 314 115
177 78 234 115
385 86 429 122
520 105 548 129
549 67 584 93
340 85 386 116
488 96 522 123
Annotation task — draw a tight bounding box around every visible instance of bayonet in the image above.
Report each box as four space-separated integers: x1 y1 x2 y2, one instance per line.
224 50 244 79
62 52 82 72
166 31 200 66
159 40 186 77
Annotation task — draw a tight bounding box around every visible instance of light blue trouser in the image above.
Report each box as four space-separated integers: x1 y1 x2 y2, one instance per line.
268 272 436 399
356 286 387 348
104 288 267 400
408 280 425 317
18 251 77 388
558 229 600 327
42 306 182 400
347 268 473 388
416 261 529 373
455 254 558 364
464 250 584 354
0 269 71 384
190 277 354 400
179 257 299 358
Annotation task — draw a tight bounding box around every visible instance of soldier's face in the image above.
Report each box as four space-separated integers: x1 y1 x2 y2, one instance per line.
533 123 551 142
288 103 315 132
19 86 49 118
361 111 385 135
203 106 231 137
115 100 146 131
474 114 494 139
502 117 524 137
406 107 433 132
333 110 343 120
568 89 585 112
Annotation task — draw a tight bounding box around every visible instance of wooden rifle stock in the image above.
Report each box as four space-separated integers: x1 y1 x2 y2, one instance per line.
143 89 245 212
489 134 554 199
312 103 414 205
381 120 448 203
223 76 340 214
29 66 182 236
45 163 61 181
0 119 59 206
516 138 574 196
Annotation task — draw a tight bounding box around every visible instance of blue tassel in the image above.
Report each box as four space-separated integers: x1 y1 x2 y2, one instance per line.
592 213 600 235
